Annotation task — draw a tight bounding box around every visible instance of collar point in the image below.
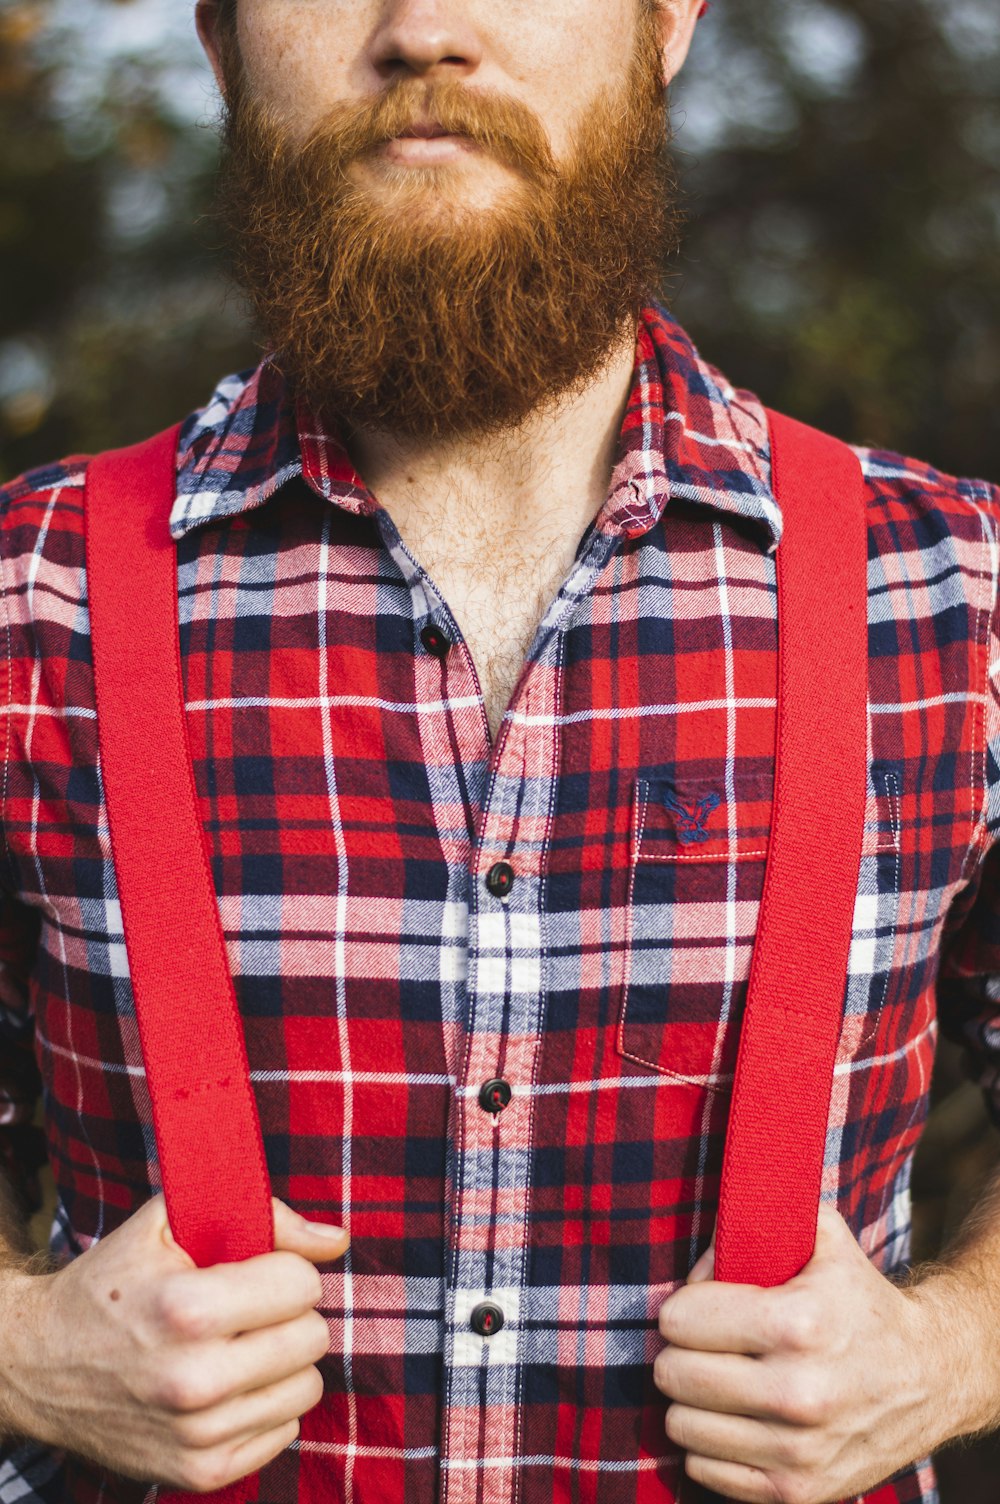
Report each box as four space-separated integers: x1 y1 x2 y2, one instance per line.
623 520 653 540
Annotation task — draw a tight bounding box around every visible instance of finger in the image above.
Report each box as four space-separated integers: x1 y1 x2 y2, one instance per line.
683 1449 780 1504
224 1310 330 1399
666 1403 788 1471
164 1250 328 1339
270 1198 350 1264
171 1310 329 1408
659 1283 778 1355
200 1417 302 1491
180 1365 323 1451
224 1317 329 1395
655 1347 778 1418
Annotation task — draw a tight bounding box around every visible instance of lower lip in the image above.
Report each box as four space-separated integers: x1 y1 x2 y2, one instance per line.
380 135 478 165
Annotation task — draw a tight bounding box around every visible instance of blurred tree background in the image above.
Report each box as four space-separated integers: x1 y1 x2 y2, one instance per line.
3 0 1000 1495
1 0 999 483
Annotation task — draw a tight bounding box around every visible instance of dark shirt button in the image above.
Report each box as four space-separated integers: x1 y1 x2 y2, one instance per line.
478 1079 512 1115
470 1301 505 1337
420 624 450 659
485 861 515 898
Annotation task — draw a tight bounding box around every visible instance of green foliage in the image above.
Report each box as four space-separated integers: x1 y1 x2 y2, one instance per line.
0 0 254 480
1 0 998 483
671 0 1000 477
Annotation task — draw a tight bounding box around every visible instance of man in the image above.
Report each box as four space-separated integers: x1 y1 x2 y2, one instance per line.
0 1 998 1502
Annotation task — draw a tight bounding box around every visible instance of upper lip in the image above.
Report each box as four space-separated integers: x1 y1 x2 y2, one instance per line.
397 119 457 139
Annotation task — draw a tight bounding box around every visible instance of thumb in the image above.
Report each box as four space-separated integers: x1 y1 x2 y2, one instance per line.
155 1191 349 1265
687 1233 716 1284
144 1192 197 1269
271 1197 350 1262
801 1201 862 1272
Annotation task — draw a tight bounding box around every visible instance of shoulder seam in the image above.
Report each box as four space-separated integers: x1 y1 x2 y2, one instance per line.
0 463 89 512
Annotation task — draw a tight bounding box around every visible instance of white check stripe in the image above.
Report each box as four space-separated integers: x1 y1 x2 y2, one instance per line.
318 511 359 1501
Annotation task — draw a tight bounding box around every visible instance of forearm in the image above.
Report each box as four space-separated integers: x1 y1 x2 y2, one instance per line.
0 1171 52 1444
906 1164 1000 1444
0 1166 38 1270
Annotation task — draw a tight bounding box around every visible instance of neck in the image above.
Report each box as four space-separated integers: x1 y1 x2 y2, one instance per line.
338 320 641 746
342 321 639 556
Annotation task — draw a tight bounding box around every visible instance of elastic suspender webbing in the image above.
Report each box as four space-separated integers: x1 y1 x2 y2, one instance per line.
684 410 885 1504
715 408 869 1288
85 413 889 1504
87 426 271 1504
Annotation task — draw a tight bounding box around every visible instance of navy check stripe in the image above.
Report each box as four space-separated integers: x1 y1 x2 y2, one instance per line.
0 302 997 1504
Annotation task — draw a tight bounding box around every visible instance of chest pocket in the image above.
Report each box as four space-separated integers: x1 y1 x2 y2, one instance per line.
618 761 901 1089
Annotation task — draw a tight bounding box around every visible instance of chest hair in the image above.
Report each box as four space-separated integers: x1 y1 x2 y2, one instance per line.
420 543 572 745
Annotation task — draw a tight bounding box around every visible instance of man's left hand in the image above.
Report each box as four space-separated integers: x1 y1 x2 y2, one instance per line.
653 1203 953 1504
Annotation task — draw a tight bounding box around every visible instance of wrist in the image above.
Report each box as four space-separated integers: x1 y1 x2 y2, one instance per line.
904 1267 999 1445
0 1267 54 1445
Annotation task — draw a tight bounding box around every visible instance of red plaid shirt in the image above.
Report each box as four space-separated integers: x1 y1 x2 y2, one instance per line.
1 303 999 1504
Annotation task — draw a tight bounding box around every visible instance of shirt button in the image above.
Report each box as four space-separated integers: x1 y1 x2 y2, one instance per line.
470 1301 505 1337
478 1079 512 1115
485 861 515 898
420 624 450 660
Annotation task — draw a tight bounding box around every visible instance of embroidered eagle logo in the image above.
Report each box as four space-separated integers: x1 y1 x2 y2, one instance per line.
662 789 723 844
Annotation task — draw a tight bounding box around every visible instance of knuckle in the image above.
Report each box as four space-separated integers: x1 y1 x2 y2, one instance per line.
779 1299 823 1352
761 1476 791 1504
773 1427 809 1471
759 1290 787 1349
156 1277 207 1339
159 1359 216 1414
276 1250 324 1308
771 1366 826 1427
173 1407 224 1451
776 1475 817 1504
180 1451 233 1495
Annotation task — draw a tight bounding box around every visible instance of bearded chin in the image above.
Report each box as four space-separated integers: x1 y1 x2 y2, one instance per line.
217 34 682 442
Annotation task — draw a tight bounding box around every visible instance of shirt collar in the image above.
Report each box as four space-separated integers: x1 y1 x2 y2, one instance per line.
171 301 782 554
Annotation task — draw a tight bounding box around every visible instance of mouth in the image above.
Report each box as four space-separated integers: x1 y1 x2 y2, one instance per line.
396 119 457 141
376 120 480 167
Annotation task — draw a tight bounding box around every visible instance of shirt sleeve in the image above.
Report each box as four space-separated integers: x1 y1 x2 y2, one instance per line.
937 509 1000 1124
938 844 1000 1126
0 889 46 1220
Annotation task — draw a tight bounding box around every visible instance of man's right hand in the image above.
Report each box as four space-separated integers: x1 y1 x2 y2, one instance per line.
0 1193 348 1494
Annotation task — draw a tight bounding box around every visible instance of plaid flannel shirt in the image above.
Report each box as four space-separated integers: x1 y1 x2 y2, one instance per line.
1 302 999 1504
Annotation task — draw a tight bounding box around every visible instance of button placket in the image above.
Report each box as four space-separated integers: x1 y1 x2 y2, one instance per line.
478 1078 512 1115
444 639 561 1501
469 1301 505 1337
485 860 515 899
420 622 451 660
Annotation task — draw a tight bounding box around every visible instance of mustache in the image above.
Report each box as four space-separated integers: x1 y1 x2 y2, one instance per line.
284 78 560 183
215 1 680 443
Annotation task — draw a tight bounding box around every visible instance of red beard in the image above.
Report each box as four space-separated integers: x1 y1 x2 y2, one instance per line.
215 9 682 441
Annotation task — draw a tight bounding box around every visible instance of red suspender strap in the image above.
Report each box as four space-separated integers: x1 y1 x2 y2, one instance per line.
86 415 883 1504
714 410 869 1290
685 416 876 1504
86 427 271 1504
